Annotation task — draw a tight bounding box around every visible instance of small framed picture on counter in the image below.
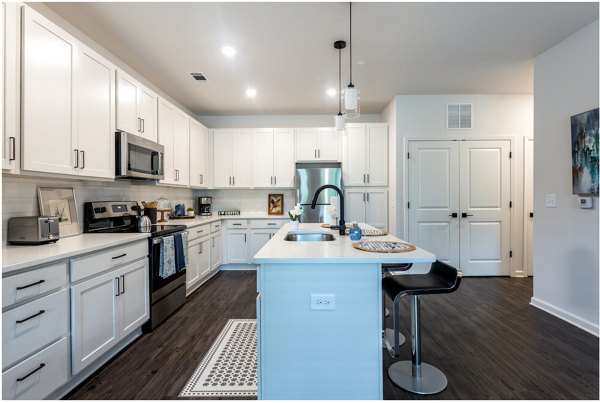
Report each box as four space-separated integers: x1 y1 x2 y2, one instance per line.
268 194 284 215
38 187 80 237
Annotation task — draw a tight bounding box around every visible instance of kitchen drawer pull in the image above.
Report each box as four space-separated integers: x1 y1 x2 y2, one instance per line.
74 149 79 168
197 229 204 234
80 150 85 169
112 253 127 260
15 310 45 324
9 136 16 161
267 223 277 226
233 223 242 226
16 279 45 290
16 363 46 382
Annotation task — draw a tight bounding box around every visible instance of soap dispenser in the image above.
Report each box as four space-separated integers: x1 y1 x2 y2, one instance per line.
349 221 362 241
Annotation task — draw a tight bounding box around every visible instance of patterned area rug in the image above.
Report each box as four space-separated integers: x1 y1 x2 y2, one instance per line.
179 319 257 398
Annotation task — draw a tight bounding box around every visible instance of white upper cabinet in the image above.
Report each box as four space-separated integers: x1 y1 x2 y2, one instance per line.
116 70 158 142
295 128 340 162
189 119 209 188
75 45 115 179
21 6 114 179
213 129 252 188
252 128 295 188
2 1 20 174
344 188 388 230
158 98 189 186
343 123 388 187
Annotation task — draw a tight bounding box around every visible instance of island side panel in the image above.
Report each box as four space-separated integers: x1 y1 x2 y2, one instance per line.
257 263 383 400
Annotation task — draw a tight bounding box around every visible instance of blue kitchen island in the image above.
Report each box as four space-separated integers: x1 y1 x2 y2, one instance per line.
253 223 435 399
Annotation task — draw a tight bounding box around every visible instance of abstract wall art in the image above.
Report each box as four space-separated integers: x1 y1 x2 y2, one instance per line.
571 108 599 195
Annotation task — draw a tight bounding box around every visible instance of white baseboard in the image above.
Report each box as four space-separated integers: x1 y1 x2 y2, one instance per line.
219 264 257 271
530 297 599 337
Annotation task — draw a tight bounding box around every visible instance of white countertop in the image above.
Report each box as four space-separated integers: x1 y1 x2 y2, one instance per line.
2 213 288 274
253 223 436 264
2 232 151 274
162 213 288 227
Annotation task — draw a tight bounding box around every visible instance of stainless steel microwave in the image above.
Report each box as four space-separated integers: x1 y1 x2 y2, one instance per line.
115 131 164 180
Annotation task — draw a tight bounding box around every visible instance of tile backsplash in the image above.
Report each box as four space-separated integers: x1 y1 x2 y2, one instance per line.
2 175 296 242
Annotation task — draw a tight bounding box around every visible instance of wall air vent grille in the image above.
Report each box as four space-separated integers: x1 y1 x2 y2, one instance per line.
446 103 472 129
190 72 208 81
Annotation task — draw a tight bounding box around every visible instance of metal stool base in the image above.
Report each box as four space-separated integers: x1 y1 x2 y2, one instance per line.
388 361 448 395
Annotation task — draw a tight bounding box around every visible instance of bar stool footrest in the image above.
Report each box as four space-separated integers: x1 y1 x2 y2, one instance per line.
388 361 448 395
383 328 405 356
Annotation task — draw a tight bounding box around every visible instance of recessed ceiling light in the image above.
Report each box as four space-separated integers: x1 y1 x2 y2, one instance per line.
326 88 336 97
221 46 236 58
246 88 257 98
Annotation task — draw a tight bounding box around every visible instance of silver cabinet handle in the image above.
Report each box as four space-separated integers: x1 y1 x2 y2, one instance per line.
244 233 247 242
15 310 45 324
274 176 276 185
318 149 321 158
9 136 16 161
198 243 203 254
229 176 231 186
120 275 125 294
314 149 317 158
141 118 145 133
138 117 142 132
233 176 235 186
80 150 85 169
363 174 366 184
367 193 370 202
363 193 366 202
115 278 120 296
270 176 273 185
211 237 215 247
74 149 79 168
367 173 370 183
16 363 45 382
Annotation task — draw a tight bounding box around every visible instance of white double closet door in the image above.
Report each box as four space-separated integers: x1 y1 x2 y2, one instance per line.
408 140 511 276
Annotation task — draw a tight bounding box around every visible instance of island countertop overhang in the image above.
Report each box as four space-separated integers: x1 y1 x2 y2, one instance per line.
252 223 436 264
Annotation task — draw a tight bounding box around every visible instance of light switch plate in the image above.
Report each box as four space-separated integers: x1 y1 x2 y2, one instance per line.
546 194 557 208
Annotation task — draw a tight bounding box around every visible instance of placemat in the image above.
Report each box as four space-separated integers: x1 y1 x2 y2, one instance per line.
352 241 416 253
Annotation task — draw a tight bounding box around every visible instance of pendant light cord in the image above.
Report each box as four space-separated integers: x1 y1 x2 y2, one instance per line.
349 2 353 86
338 48 342 113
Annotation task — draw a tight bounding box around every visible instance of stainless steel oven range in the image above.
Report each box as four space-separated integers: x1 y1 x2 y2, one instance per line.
83 201 187 331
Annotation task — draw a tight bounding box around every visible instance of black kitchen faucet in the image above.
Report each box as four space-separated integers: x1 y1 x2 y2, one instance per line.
311 184 346 236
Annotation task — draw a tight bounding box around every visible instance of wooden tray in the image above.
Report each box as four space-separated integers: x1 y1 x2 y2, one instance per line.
352 241 416 253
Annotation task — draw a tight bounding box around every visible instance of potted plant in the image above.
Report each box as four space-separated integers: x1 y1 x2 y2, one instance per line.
186 207 195 217
288 204 302 230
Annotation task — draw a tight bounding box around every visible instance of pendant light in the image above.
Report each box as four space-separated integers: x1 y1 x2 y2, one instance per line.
343 2 360 118
334 40 346 131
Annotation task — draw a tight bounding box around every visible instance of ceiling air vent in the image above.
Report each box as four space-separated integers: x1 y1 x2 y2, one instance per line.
190 72 208 81
446 103 472 129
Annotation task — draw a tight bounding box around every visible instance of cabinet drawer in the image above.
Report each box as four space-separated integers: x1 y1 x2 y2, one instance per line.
210 221 222 232
250 219 284 229
3 262 68 309
2 289 68 369
2 337 69 400
188 224 210 242
226 219 248 229
70 240 147 282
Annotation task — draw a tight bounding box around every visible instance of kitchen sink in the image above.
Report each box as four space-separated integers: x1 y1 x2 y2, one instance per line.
284 232 336 242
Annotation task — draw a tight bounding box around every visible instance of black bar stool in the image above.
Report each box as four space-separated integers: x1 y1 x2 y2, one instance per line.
382 260 462 395
382 263 412 355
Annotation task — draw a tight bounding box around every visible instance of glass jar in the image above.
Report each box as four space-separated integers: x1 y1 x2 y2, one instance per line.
349 222 362 241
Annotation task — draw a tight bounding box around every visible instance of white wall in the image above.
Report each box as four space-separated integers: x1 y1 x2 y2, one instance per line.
531 20 599 336
391 94 534 275
198 114 381 128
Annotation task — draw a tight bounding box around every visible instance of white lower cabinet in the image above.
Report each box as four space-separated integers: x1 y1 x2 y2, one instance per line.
187 236 211 294
227 230 249 264
345 188 388 230
250 229 273 259
2 260 69 400
2 337 69 400
71 246 149 375
210 231 222 270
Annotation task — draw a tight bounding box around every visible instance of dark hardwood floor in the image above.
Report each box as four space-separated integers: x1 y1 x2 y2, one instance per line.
66 271 599 400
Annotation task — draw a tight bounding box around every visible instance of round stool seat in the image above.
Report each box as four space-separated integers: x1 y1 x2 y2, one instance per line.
388 361 448 395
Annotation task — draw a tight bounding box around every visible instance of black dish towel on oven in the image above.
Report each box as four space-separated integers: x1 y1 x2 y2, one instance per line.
173 233 186 272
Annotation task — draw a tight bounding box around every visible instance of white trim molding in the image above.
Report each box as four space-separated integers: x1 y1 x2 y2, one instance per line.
530 297 599 337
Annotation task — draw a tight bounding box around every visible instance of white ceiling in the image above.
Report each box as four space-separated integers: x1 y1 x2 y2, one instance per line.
47 2 598 116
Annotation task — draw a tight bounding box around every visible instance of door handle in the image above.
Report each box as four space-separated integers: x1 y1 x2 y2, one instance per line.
80 150 85 169
199 243 203 254
274 176 276 185
138 118 142 132
120 275 125 294
363 174 366 184
233 176 235 186
461 213 474 218
270 176 273 185
530 212 534 218
141 118 145 133
366 173 370 183
314 149 317 158
229 176 231 185
74 149 79 168
244 233 247 242
318 149 321 158
9 136 16 161
449 213 458 218
115 278 120 296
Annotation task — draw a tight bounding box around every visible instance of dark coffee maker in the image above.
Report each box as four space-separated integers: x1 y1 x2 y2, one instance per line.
198 197 212 216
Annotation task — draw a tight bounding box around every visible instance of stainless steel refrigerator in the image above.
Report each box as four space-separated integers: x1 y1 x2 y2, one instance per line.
295 162 343 223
